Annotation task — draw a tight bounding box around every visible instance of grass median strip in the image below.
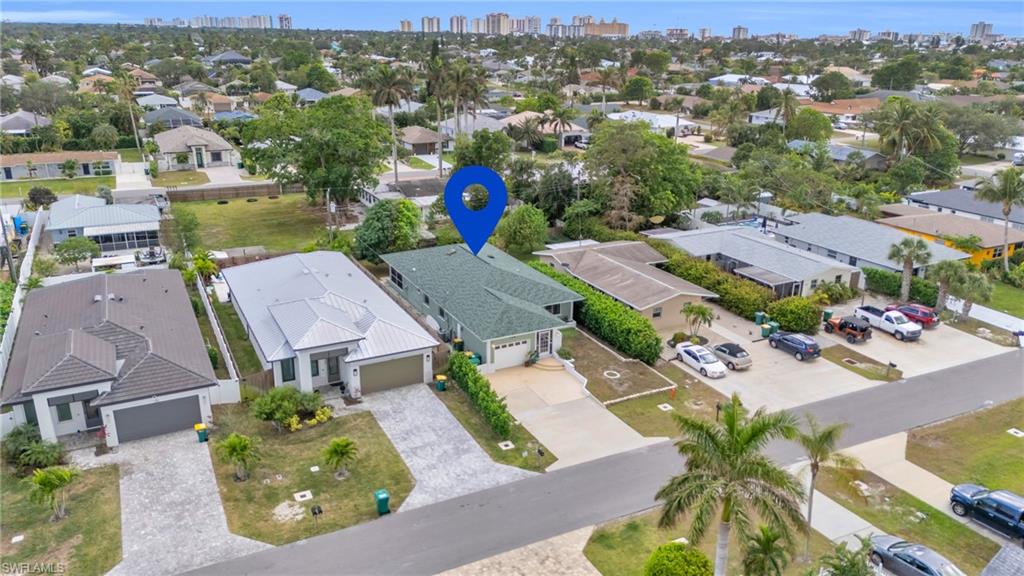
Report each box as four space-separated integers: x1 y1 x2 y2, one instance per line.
608 362 727 438
820 344 903 381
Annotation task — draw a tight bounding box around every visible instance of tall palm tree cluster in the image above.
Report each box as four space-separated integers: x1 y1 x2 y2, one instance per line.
871 97 943 161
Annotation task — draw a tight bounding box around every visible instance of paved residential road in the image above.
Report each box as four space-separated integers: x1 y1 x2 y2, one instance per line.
191 350 1023 576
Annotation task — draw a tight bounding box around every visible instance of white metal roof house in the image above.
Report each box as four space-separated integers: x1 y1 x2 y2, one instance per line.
222 252 438 399
607 110 697 136
47 195 161 255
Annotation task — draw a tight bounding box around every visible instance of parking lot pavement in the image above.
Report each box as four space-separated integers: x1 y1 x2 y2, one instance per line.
489 365 663 471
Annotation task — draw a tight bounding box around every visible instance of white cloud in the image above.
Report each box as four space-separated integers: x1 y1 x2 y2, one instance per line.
2 10 133 23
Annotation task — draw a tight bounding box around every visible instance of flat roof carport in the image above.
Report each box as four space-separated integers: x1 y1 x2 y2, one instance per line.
734 265 794 287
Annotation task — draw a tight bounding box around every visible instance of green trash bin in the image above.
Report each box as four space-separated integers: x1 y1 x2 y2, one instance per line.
754 311 766 325
194 423 208 443
375 489 390 516
452 338 464 352
760 324 772 338
823 310 834 321
768 321 780 334
434 374 447 392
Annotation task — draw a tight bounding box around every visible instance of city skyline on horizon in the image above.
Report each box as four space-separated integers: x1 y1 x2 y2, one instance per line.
2 2 1022 38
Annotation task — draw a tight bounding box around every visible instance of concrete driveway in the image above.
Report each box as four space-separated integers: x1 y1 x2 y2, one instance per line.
70 431 269 576
489 363 663 471
199 166 245 184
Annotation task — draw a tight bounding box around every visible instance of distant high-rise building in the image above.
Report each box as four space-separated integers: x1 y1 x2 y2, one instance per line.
399 20 413 32
876 30 899 42
849 28 870 41
666 28 690 40
584 18 628 38
421 16 441 33
450 15 468 34
699 28 711 40
525 16 542 34
636 31 662 40
278 14 292 29
472 18 484 34
970 21 993 40
732 25 749 40
486 12 511 35
572 15 594 26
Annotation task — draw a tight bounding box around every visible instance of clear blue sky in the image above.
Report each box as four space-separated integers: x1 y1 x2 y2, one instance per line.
3 1 1022 37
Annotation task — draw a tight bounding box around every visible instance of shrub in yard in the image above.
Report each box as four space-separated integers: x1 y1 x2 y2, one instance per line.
32 256 58 278
17 441 66 471
239 385 262 404
813 280 859 305
448 353 513 438
2 423 41 465
661 253 773 320
862 267 938 306
251 386 324 430
215 432 261 481
529 261 661 364
767 296 821 334
207 345 220 369
643 542 713 576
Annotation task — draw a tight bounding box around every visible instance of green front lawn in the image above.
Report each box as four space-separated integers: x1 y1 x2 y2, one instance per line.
151 170 210 187
404 157 434 170
0 464 122 576
820 344 903 381
559 330 675 402
431 383 556 472
608 362 727 438
585 510 834 576
906 398 1024 494
989 281 1024 319
210 404 414 545
0 176 116 198
116 147 144 162
818 468 999 574
211 299 264 377
187 193 334 253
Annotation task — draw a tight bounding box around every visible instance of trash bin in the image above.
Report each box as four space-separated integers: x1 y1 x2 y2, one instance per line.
823 310 834 321
194 423 208 443
768 321 780 334
760 324 772 338
452 338 464 352
754 311 766 325
237 161 245 169
434 374 447 392
467 352 481 366
375 489 390 516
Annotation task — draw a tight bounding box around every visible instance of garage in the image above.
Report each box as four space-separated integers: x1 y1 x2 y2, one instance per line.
491 338 532 370
360 354 425 394
113 395 202 443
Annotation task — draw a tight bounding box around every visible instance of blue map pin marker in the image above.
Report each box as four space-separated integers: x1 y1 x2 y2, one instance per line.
444 166 508 256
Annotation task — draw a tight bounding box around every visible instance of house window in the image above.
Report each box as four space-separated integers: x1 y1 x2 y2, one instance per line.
994 246 1003 257
810 279 818 289
849 256 858 266
835 275 842 283
56 403 72 422
389 268 404 289
281 358 296 382
423 294 430 305
211 151 223 162
652 307 663 318
544 303 561 315
438 307 446 319
311 358 319 377
826 250 837 259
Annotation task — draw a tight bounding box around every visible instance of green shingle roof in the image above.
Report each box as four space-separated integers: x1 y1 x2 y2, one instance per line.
382 244 581 341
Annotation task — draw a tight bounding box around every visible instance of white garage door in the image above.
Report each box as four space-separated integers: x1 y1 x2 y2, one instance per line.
491 338 532 370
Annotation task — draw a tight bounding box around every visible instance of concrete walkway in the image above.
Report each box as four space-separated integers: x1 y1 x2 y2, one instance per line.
440 527 599 576
199 166 245 185
330 385 534 510
790 462 883 551
843 433 1013 546
70 431 269 576
114 161 153 191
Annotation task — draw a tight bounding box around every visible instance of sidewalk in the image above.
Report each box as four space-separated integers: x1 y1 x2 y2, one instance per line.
946 296 1024 334
789 462 882 550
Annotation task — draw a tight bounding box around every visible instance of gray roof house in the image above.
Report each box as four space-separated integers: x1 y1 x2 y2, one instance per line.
644 227 862 297
534 241 716 330
437 114 505 150
381 244 582 372
136 93 179 110
771 213 969 275
0 271 219 448
143 107 203 129
47 195 161 255
296 87 328 105
1 110 52 135
787 139 887 170
204 50 252 66
153 126 236 171
907 188 1024 230
222 252 437 398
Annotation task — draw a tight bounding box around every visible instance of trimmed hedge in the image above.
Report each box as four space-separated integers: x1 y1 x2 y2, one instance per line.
643 542 713 576
767 296 821 334
0 136 139 154
661 253 773 320
448 353 514 438
529 261 661 364
538 137 559 154
862 267 938 306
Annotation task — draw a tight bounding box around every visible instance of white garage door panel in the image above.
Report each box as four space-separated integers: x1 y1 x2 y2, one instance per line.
491 339 531 370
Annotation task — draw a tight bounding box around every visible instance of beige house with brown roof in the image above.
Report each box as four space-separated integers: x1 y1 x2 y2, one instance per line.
153 126 236 171
77 74 114 94
398 126 449 155
534 241 717 330
804 98 881 124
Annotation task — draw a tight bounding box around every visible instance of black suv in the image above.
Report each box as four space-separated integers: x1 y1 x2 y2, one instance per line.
950 484 1024 541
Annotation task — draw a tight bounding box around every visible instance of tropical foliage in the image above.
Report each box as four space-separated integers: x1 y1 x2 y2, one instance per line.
448 352 514 438
766 296 821 334
862 267 939 307
643 542 713 576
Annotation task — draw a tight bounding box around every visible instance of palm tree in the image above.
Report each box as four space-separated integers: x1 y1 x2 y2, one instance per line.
322 437 358 479
597 67 618 113
774 89 799 132
928 259 968 314
366 64 413 184
27 466 79 521
657 394 804 576
950 271 993 319
887 237 932 303
215 432 261 481
111 72 143 155
975 167 1024 272
718 178 757 220
446 62 474 135
543 107 578 149
819 538 874 576
874 97 941 161
426 58 448 178
191 92 210 118
742 525 792 576
681 302 714 340
795 415 860 559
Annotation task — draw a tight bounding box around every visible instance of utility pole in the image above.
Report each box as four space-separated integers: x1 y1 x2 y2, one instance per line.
325 188 333 244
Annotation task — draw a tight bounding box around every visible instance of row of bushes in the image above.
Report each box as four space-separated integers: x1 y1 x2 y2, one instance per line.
862 267 938 307
529 261 662 364
659 252 774 321
766 296 822 334
448 353 513 438
0 135 138 155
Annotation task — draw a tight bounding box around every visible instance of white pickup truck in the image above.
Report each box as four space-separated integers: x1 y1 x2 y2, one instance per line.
854 306 922 341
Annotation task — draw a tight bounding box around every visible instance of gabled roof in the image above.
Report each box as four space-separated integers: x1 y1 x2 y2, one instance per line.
274 80 297 91
805 97 881 116
908 188 1024 226
136 93 178 107
22 330 118 394
221 252 436 363
0 110 52 133
206 50 251 65
296 87 328 102
154 126 233 153
877 212 1024 248
534 241 716 310
174 80 221 96
399 125 447 145
143 107 202 126
48 195 159 231
381 244 581 342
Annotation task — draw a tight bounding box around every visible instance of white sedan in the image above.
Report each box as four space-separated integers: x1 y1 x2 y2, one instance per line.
675 342 728 379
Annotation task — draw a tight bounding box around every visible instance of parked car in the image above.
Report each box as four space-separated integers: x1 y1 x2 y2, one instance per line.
712 343 752 371
574 137 591 150
823 315 872 344
1013 152 1024 166
767 332 821 361
854 306 922 341
886 304 940 328
950 484 1024 541
675 342 728 378
833 121 849 130
868 535 966 576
